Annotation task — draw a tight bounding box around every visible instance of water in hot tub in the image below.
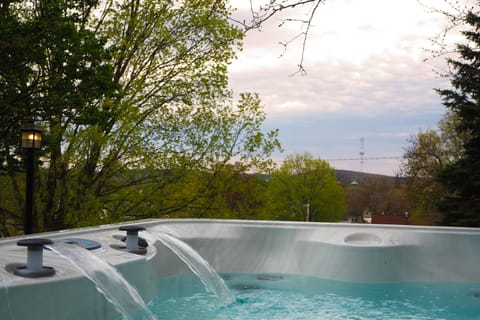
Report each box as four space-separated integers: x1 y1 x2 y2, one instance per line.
137 273 480 320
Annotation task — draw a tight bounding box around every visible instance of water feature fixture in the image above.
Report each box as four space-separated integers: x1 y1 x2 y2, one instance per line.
14 238 55 278
46 229 234 318
47 242 156 320
117 225 147 254
145 231 235 305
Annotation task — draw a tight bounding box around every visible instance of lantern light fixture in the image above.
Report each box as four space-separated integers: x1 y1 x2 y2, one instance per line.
21 120 42 149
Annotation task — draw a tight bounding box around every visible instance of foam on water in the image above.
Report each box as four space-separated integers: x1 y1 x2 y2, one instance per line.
145 273 480 320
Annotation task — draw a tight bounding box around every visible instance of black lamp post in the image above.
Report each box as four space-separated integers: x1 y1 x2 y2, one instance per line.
21 120 42 234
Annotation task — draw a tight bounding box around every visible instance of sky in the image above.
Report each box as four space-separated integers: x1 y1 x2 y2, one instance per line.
227 0 463 176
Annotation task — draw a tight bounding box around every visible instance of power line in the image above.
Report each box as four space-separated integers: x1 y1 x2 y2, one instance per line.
326 156 402 161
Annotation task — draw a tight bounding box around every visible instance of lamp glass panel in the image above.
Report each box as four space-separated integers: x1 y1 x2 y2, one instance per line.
21 131 42 149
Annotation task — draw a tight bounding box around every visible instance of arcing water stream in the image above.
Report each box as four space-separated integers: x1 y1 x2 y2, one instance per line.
47 243 156 320
46 231 235 319
144 231 235 305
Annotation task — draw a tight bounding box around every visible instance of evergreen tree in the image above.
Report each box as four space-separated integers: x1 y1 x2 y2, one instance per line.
437 11 480 226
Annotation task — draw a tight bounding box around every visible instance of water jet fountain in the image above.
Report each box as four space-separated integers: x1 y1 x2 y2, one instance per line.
13 238 55 278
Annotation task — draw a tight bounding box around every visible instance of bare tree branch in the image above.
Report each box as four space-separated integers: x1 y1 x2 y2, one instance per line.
229 0 326 74
419 0 479 62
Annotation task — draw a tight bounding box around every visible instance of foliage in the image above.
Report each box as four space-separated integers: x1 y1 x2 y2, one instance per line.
352 176 408 216
343 184 369 222
0 0 281 234
436 10 480 226
162 164 271 220
266 153 345 222
401 130 447 223
400 112 466 224
0 0 119 232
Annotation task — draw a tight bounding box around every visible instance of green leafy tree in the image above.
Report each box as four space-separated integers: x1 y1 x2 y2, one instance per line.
401 130 448 223
344 184 369 222
266 153 345 222
0 0 119 233
436 11 480 226
163 163 270 220
358 176 408 214
0 0 281 234
401 112 464 224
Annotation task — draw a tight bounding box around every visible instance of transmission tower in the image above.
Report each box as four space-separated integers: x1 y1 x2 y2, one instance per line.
359 137 365 174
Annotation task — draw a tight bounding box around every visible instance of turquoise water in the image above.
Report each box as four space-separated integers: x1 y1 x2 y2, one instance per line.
145 273 480 319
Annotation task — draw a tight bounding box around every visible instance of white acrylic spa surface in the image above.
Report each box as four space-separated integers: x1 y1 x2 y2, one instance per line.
1 219 480 319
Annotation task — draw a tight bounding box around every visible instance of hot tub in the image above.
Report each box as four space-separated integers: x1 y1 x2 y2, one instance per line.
1 219 480 319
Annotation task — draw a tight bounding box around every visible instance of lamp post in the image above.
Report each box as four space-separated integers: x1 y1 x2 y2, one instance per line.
304 202 310 222
21 120 42 234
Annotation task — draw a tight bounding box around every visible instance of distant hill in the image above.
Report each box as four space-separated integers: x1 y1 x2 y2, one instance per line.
335 169 402 186
259 169 403 186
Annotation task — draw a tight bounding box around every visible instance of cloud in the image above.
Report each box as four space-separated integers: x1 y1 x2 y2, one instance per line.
230 53 447 118
228 53 447 175
227 0 454 175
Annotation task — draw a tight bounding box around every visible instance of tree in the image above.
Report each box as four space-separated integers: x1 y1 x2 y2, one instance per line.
344 184 369 222
266 152 345 222
436 10 480 226
166 163 271 220
420 0 477 61
401 130 447 223
401 112 464 224
359 176 408 215
0 0 281 234
0 0 119 232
